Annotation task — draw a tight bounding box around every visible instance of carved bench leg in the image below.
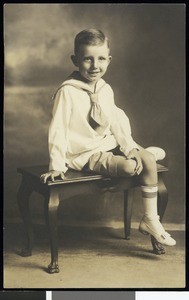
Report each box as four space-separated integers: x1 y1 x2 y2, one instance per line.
17 176 34 256
46 186 60 274
44 190 50 229
157 174 168 220
151 174 168 255
124 189 134 240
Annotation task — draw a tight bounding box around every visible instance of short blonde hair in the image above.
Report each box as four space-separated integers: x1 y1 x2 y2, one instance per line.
74 29 110 55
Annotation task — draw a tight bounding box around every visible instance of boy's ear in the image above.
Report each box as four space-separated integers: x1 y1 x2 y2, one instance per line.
108 56 112 64
71 55 78 67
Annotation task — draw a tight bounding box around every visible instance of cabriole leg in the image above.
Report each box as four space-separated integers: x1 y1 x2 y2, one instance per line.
124 189 134 240
46 187 60 274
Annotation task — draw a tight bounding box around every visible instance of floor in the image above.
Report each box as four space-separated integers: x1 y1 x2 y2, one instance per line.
4 222 185 289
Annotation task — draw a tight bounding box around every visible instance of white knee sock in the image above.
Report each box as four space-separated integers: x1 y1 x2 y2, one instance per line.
141 185 158 219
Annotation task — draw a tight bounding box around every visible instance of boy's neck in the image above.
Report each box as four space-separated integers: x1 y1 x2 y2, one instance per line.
73 71 99 92
87 81 97 92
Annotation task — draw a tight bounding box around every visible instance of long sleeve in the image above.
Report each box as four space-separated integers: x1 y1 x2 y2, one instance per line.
110 103 139 157
48 87 72 172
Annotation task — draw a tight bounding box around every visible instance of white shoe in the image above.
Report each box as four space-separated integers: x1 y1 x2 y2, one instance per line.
145 146 166 161
139 215 176 246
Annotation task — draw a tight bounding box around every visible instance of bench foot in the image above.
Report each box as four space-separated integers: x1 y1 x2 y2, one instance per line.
19 248 32 257
151 236 165 255
48 262 59 274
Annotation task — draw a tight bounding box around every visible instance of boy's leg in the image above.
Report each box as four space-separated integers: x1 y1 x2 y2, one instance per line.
138 149 158 186
86 151 138 177
86 149 176 246
137 149 158 218
137 149 176 246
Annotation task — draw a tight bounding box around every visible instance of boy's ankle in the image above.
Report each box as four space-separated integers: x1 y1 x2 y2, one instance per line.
143 214 160 221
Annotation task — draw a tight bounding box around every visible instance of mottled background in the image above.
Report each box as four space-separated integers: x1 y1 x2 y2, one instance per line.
4 4 185 224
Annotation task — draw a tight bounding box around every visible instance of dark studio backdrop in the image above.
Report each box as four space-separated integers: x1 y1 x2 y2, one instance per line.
4 4 185 226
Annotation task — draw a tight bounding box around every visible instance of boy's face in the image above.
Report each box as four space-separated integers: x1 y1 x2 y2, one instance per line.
71 42 112 86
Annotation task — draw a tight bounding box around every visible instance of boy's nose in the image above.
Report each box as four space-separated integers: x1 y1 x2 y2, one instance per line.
91 59 99 69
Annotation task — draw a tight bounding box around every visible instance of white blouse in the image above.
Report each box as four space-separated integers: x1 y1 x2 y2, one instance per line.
49 74 139 173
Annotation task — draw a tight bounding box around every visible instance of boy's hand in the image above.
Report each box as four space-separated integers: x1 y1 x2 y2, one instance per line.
40 170 65 183
126 148 143 175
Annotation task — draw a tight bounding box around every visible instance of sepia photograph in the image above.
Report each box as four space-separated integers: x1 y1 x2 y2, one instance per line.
4 3 185 288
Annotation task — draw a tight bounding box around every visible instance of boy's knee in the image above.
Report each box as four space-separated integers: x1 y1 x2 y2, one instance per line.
147 151 156 164
142 150 156 170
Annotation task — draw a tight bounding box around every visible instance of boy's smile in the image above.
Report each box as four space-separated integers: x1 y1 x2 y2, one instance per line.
71 43 112 87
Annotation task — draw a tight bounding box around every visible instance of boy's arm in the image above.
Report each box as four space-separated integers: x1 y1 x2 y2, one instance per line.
110 106 144 175
48 88 71 176
110 105 140 157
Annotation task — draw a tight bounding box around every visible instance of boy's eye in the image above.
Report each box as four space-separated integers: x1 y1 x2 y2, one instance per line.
84 57 92 62
99 57 106 61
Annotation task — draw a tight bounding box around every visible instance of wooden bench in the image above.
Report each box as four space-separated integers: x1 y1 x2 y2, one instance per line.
17 164 168 274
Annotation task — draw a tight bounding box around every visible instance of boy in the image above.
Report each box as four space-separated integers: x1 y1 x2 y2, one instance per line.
40 29 176 247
